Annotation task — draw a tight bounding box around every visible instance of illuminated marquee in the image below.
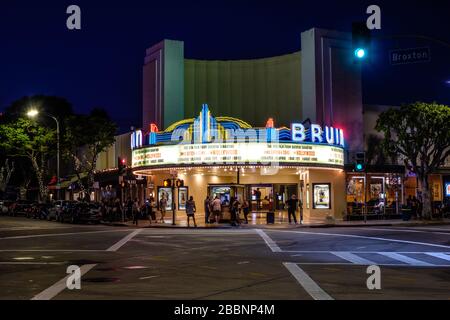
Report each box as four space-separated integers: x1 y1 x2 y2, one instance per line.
132 142 344 168
132 104 346 170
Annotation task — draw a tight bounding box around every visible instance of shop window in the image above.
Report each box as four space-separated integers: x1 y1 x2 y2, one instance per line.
312 183 331 209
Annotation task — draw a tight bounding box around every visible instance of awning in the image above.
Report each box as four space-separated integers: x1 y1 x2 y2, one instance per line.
48 173 87 190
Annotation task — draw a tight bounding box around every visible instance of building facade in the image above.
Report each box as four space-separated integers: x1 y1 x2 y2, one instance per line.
93 27 448 223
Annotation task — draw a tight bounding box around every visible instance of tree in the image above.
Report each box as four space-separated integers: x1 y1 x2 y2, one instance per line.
0 159 15 194
0 118 55 201
64 108 117 198
1 95 74 200
376 102 450 219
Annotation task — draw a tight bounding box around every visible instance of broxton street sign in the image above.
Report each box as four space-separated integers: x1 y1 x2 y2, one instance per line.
390 47 431 65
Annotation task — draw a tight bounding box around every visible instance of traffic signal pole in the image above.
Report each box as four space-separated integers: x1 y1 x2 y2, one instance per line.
172 177 176 226
364 171 367 224
163 177 184 226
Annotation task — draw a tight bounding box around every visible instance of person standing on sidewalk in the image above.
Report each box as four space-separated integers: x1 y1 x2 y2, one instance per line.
242 199 250 224
186 196 197 228
145 197 154 225
299 197 304 224
115 197 123 222
230 197 241 226
159 196 167 223
204 195 211 224
126 197 133 220
211 196 222 224
132 198 140 226
286 194 299 225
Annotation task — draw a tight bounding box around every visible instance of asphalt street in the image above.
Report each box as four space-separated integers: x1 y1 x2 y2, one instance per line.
0 216 449 300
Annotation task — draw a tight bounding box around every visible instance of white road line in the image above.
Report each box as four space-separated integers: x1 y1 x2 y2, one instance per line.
0 262 65 265
331 252 377 265
378 252 433 266
284 250 450 254
0 229 133 240
31 264 97 300
142 231 254 235
255 229 282 252
283 262 334 300
295 262 450 267
106 229 142 252
354 227 450 236
267 229 450 249
0 249 107 252
425 252 450 262
0 226 72 231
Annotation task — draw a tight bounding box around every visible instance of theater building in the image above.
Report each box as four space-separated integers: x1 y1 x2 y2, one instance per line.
120 27 448 222
131 28 362 223
132 104 345 223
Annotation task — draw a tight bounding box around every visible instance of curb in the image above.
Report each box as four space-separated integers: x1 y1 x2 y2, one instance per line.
308 221 450 228
100 220 450 229
100 221 233 229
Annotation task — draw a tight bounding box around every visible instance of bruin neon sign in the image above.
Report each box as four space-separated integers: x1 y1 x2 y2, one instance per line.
131 130 143 149
132 124 345 149
291 123 345 147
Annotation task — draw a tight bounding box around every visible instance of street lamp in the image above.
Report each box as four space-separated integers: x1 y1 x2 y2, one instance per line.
26 110 39 117
27 109 61 200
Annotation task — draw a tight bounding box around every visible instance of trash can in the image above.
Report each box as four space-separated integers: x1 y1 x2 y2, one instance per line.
266 211 275 224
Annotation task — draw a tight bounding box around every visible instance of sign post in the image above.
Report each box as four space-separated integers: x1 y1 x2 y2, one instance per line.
390 47 430 65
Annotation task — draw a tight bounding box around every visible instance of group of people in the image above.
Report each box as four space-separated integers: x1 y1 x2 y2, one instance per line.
100 193 304 227
203 195 251 226
100 196 169 226
406 195 423 219
203 194 303 226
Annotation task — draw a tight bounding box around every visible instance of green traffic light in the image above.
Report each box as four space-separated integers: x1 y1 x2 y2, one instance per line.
354 48 366 59
356 163 363 171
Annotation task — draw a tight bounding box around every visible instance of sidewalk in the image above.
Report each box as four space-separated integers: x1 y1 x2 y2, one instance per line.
101 211 450 229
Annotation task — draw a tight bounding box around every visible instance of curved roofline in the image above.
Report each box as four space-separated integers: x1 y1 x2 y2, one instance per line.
162 115 253 133
184 50 300 63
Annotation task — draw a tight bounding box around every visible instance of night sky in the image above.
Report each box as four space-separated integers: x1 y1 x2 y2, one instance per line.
1 0 449 133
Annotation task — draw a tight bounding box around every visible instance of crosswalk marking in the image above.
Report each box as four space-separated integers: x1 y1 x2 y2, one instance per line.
377 252 434 266
255 229 282 252
425 252 450 262
331 252 377 265
283 263 334 300
288 252 450 267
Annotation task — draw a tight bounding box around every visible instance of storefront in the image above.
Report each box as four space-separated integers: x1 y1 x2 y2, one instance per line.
131 104 346 223
345 165 405 220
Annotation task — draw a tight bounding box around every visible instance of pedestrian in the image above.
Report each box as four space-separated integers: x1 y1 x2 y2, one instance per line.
204 195 211 224
412 196 418 219
126 197 133 220
211 196 222 224
230 197 240 226
255 188 262 210
159 196 167 223
407 195 413 209
286 194 299 224
186 196 197 227
114 197 122 222
417 196 423 219
298 198 304 224
147 197 157 225
242 199 250 224
132 198 140 226
100 200 107 221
